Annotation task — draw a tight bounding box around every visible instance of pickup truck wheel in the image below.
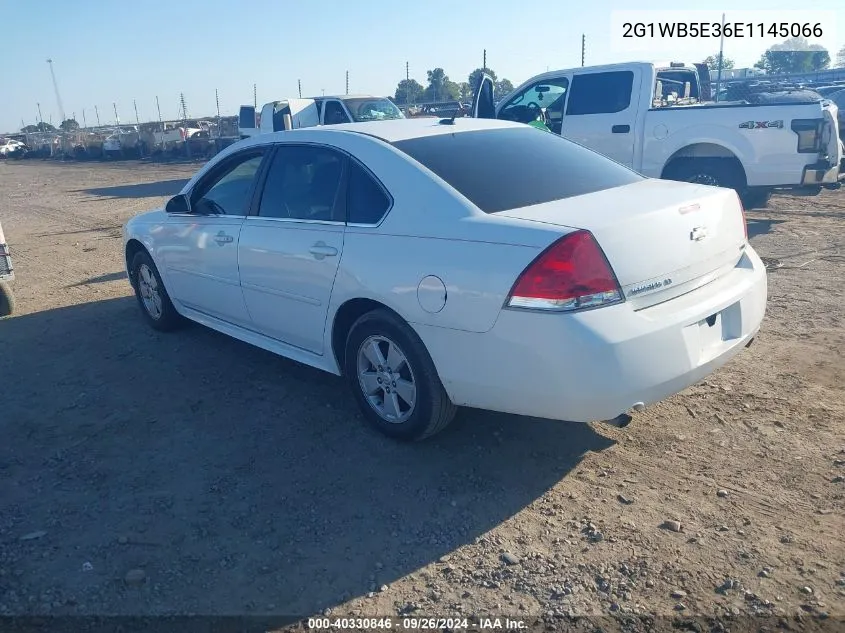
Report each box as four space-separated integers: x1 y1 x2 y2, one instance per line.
740 189 771 210
344 309 457 442
663 158 745 191
0 281 14 317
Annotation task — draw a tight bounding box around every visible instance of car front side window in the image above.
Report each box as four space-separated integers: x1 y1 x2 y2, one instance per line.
190 151 266 216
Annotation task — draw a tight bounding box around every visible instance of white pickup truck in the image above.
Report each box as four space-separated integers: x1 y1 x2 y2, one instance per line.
472 62 843 207
238 94 404 138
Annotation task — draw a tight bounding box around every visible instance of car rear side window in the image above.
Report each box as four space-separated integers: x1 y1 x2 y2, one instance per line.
392 127 643 213
346 161 391 224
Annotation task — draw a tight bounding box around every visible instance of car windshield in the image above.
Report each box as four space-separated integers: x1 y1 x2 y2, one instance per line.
392 126 643 213
343 98 404 122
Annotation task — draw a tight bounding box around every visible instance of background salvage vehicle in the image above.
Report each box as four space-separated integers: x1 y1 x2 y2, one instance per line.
0 220 15 317
123 118 767 441
471 62 843 209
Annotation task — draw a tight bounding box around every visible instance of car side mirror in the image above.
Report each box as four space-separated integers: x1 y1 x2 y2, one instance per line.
165 194 191 214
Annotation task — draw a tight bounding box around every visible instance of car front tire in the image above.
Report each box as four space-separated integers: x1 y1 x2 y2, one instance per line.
0 281 14 317
344 309 457 442
131 251 183 332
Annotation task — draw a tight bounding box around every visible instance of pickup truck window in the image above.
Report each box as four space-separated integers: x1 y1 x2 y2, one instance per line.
343 98 404 122
499 78 569 132
566 71 634 116
393 127 643 214
324 101 351 125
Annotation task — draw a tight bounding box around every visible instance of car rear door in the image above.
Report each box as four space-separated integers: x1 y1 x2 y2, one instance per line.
559 68 642 167
238 143 347 354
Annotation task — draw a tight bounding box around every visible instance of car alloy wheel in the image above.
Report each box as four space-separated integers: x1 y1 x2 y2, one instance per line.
356 335 417 424
137 263 163 320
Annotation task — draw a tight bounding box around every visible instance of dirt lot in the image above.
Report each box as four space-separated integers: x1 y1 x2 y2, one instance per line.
0 159 843 629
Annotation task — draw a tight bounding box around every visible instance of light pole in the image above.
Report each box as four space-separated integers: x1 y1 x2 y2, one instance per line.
46 58 66 122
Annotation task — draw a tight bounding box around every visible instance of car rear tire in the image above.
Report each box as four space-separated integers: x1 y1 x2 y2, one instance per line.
344 309 457 442
131 251 183 332
0 281 14 317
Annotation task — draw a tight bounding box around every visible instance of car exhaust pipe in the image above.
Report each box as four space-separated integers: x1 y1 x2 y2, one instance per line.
604 413 633 428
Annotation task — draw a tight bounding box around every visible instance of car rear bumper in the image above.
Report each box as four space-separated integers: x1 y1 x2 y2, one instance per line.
415 245 768 423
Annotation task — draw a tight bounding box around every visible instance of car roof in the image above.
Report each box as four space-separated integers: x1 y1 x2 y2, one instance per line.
268 117 526 144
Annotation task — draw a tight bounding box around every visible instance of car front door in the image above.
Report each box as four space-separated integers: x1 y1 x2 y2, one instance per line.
159 147 268 326
559 69 641 167
238 143 347 354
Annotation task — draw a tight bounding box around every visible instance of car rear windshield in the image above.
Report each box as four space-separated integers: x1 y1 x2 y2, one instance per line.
392 127 644 213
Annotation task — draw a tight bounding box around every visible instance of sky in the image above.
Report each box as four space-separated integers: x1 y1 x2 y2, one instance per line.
1 0 842 132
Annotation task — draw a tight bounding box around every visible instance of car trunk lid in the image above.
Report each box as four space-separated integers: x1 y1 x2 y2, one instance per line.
496 178 747 310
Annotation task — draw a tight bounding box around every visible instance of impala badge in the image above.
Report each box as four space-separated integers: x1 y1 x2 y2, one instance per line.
690 226 708 241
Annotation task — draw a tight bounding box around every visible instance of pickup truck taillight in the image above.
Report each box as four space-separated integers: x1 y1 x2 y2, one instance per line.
791 118 823 153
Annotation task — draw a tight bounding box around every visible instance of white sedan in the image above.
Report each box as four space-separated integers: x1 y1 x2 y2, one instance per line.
122 117 767 441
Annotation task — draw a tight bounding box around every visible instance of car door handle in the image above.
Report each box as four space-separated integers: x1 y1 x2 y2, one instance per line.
612 124 630 133
214 231 234 244
309 242 338 259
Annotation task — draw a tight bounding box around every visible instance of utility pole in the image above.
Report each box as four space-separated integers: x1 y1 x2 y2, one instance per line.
253 83 257 110
346 70 349 95
298 79 302 98
113 102 120 126
405 61 410 105
133 100 140 125
581 34 585 67
483 49 487 72
94 105 100 127
46 58 66 122
82 109 87 130
180 92 191 158
37 102 43 124
155 96 162 129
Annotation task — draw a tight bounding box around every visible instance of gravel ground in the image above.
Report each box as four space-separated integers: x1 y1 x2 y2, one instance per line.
0 159 843 630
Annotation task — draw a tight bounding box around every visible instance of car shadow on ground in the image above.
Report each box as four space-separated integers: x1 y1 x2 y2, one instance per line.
75 179 189 200
0 297 615 618
746 217 786 239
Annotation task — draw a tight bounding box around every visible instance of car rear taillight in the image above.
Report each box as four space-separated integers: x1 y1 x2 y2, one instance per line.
734 191 748 241
506 230 623 312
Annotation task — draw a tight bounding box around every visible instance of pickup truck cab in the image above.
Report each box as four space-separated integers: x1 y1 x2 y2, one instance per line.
472 62 843 206
238 95 404 138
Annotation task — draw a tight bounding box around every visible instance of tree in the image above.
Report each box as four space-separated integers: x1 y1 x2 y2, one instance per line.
495 78 514 98
21 122 57 133
836 45 845 68
754 38 830 74
59 118 80 132
702 54 735 71
424 68 459 102
458 82 472 101
468 67 497 92
394 79 424 105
